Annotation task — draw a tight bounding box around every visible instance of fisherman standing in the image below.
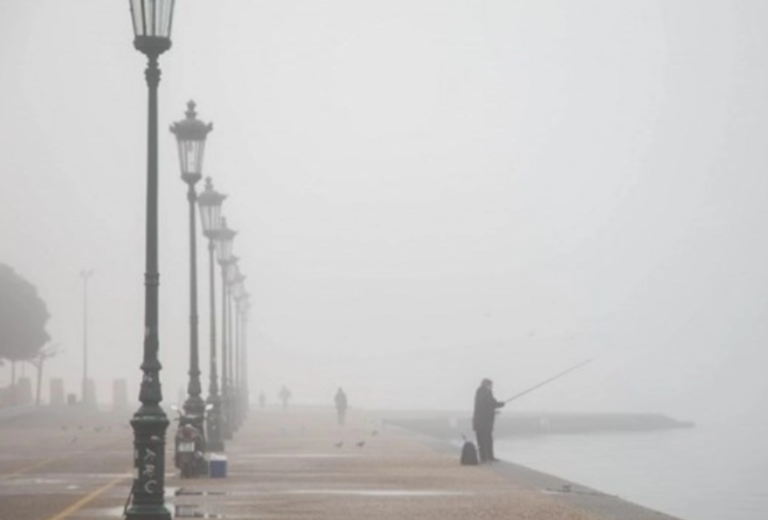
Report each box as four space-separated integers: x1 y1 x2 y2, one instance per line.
473 378 505 463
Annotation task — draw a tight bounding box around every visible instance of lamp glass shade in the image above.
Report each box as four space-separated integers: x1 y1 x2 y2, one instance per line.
215 219 236 264
171 101 213 183
130 0 176 39
233 279 246 299
178 139 204 181
226 263 241 285
198 178 226 236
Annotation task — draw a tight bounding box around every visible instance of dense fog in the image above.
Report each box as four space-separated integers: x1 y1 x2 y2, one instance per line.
1 1 767 423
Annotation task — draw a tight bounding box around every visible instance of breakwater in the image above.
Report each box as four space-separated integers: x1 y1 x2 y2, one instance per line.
387 411 694 439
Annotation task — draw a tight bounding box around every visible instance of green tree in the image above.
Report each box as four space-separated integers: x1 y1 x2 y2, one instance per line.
0 264 50 392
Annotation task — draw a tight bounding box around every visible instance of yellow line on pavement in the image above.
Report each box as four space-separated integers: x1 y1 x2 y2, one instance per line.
0 439 124 480
1 456 68 480
43 473 129 520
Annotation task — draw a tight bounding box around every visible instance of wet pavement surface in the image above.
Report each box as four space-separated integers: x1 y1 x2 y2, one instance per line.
1 406 686 520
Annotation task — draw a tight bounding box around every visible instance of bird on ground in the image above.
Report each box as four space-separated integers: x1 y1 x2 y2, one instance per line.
334 441 343 448
356 440 366 448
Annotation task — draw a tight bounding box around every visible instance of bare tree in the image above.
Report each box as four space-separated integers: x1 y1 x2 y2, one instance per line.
29 343 61 406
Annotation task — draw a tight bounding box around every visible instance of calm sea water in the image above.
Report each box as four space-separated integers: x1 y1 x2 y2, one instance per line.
494 418 768 520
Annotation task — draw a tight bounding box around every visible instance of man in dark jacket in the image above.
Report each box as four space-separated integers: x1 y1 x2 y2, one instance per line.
473 378 505 463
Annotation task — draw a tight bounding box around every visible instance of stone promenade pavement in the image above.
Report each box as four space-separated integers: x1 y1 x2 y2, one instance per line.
0 405 684 520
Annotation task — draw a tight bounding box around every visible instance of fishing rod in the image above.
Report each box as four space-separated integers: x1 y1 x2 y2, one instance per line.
504 358 593 404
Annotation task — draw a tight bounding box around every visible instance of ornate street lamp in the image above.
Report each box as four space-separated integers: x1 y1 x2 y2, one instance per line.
240 294 251 417
215 218 236 440
197 177 226 452
226 258 242 432
232 278 247 426
126 1 176 519
226 266 243 430
170 101 213 447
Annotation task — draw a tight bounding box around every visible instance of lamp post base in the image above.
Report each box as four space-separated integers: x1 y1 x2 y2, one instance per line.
127 411 171 520
220 392 232 441
206 394 225 453
124 505 172 520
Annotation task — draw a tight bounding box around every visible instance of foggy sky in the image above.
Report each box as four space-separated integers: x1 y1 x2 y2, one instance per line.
1 1 767 421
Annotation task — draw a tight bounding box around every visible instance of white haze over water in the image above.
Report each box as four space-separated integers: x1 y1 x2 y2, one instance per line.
497 416 768 520
1 0 767 438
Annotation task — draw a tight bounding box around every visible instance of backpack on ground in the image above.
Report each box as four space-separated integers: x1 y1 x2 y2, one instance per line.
460 436 478 466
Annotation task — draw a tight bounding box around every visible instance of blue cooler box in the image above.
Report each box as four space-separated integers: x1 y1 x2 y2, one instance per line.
209 454 227 478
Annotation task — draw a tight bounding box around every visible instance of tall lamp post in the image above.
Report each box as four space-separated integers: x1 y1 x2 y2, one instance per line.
224 256 240 433
215 218 236 440
232 277 247 426
230 269 246 429
170 101 212 442
126 1 176 518
240 294 251 417
197 178 226 452
80 269 94 406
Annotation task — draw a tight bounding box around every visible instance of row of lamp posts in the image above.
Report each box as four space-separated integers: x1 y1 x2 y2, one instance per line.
125 2 251 518
170 75 253 467
170 70 253 464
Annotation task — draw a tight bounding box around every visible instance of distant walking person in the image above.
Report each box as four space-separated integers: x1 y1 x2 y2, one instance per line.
279 386 292 409
334 388 348 425
473 378 505 463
